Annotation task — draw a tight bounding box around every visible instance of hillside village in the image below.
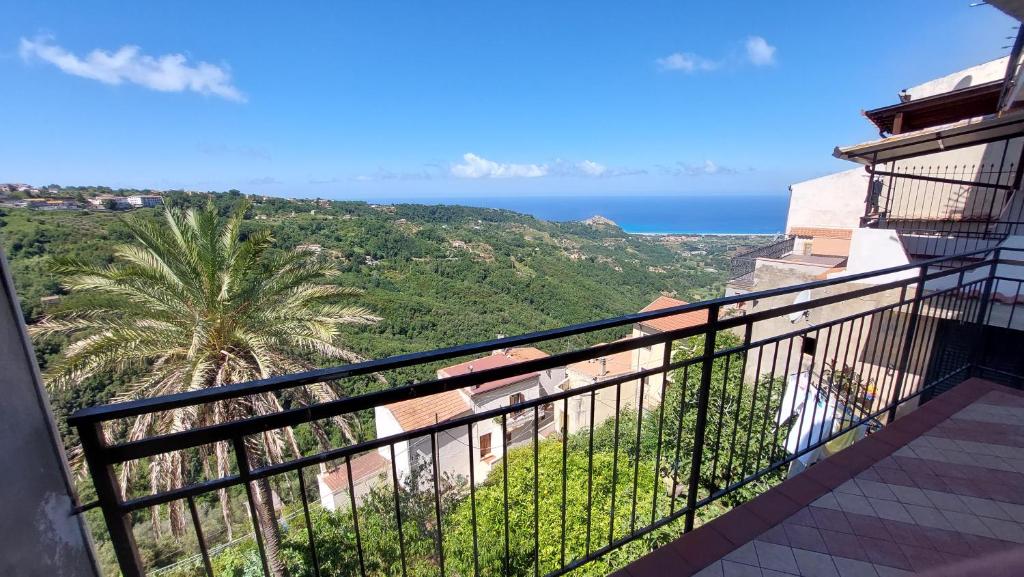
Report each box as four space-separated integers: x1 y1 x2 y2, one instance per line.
318 294 704 510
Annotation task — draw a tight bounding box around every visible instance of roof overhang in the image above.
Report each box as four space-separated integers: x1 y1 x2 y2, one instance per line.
863 80 1002 135
833 110 1024 165
986 0 1024 22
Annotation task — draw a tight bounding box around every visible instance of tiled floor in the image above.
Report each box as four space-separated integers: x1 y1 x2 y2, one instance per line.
615 379 1024 577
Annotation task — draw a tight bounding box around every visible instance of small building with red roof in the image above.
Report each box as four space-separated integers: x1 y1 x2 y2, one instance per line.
372 347 565 486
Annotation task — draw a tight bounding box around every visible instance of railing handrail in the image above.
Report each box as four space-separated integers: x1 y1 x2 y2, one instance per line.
731 235 794 260
68 245 1003 426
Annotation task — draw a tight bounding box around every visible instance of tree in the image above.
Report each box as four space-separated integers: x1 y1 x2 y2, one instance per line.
446 440 669 577
33 201 381 577
662 332 790 508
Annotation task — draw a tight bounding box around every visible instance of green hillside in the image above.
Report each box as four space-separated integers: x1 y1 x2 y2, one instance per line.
0 191 765 412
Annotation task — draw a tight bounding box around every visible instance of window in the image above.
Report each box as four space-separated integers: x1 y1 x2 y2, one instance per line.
509 392 526 418
479 433 492 458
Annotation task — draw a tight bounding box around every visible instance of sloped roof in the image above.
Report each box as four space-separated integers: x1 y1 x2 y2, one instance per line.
438 347 549 395
834 110 1024 165
567 341 634 380
637 296 708 333
789 227 853 240
319 452 389 493
384 389 471 431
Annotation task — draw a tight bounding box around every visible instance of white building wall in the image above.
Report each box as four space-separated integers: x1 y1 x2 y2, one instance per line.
468 377 548 480
317 468 388 512
374 406 410 478
903 57 1008 100
787 168 869 233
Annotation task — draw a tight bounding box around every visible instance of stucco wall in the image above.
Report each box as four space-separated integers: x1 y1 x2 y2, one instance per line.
0 251 99 577
374 407 410 477
317 466 388 512
904 57 1009 100
787 168 868 233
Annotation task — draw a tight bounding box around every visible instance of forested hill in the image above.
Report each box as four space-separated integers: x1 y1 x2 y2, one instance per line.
0 190 767 381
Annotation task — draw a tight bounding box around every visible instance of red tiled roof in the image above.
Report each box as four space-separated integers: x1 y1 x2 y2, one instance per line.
789 226 854 240
319 452 389 493
438 347 549 395
384 389 471 431
567 340 634 379
637 296 708 333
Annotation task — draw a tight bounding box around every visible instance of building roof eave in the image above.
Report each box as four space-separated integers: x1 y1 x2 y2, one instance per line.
833 110 1024 165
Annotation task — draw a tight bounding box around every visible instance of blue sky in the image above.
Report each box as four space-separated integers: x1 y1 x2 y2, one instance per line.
0 1 1015 199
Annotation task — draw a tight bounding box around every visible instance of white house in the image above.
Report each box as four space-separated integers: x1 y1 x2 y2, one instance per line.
372 347 565 486
557 296 709 435
126 194 163 208
316 452 390 511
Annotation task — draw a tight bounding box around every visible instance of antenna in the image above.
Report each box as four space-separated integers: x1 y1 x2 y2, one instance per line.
788 290 811 323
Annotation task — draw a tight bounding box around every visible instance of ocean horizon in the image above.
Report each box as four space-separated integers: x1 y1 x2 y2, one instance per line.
362 194 789 234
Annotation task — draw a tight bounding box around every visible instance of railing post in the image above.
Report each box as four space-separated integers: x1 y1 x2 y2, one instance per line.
888 265 927 422
971 248 1002 377
684 304 719 532
78 422 145 577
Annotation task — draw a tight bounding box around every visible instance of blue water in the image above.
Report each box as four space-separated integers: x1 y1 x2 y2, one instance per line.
375 194 789 234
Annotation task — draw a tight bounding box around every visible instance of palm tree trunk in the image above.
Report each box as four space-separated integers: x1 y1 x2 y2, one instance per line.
168 500 187 538
219 487 234 541
216 442 234 541
253 477 290 577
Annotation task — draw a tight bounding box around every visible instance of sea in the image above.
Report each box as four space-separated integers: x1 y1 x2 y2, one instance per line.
369 194 789 235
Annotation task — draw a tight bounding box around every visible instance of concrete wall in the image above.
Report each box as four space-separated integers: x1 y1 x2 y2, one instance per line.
787 168 868 233
632 327 669 408
904 57 1008 100
317 468 387 512
374 407 410 477
469 376 556 481
0 250 100 577
560 371 642 435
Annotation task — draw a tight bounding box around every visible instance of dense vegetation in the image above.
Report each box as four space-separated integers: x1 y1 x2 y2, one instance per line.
0 190 779 576
1 192 765 415
161 332 789 577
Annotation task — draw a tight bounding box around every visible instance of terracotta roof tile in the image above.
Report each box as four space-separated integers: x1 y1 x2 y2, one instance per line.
438 347 549 395
789 227 854 240
567 340 634 379
319 452 389 492
638 296 708 333
384 389 471 431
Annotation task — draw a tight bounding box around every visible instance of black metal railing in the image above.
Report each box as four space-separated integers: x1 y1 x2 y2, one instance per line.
728 236 795 282
862 156 1023 257
70 246 1023 577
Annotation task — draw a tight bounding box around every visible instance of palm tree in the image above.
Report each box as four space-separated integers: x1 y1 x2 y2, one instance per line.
34 201 381 577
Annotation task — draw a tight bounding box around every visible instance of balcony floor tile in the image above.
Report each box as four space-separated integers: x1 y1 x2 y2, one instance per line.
616 379 1024 577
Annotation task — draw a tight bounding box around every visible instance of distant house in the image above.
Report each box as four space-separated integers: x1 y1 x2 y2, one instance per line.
374 347 565 485
556 296 708 435
317 452 390 511
631 296 708 407
560 344 635 434
126 195 162 208
40 295 62 309
23 198 78 210
296 243 323 254
88 195 131 210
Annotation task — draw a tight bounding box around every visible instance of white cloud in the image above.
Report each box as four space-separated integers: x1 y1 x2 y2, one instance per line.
656 52 719 73
19 36 245 102
450 153 548 179
576 160 607 176
745 36 776 66
661 160 739 176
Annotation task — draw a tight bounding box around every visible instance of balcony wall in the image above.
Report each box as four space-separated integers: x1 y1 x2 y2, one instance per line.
0 252 98 577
